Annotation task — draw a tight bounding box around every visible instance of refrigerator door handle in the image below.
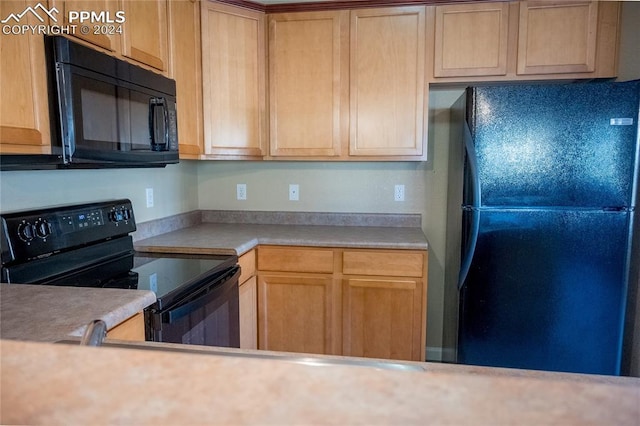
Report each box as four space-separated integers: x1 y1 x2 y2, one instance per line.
459 123 481 290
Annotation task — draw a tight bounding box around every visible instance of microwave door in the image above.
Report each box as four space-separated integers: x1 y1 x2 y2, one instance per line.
59 64 178 165
65 67 124 162
56 65 121 163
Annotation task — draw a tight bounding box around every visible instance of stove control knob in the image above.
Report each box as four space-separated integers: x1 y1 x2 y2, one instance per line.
35 220 52 239
17 222 34 242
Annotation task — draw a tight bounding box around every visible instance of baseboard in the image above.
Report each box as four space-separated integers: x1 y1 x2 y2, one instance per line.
426 346 457 363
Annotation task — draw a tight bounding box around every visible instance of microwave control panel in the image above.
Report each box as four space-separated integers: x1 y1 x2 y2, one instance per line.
1 199 136 264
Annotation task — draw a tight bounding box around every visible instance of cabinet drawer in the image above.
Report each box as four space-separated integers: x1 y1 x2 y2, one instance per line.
258 247 334 273
342 251 424 277
239 249 256 283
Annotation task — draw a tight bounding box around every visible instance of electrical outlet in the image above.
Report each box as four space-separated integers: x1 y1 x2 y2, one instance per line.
237 184 247 201
146 187 154 208
289 184 299 201
394 184 405 202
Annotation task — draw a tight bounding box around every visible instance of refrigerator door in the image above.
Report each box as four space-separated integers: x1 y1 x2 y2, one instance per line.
467 81 640 208
458 208 630 375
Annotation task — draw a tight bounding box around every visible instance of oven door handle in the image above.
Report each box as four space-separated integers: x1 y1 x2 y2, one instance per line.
163 267 240 324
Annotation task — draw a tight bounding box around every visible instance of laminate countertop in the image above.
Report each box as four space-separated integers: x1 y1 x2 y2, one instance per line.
0 284 156 342
134 222 429 256
2 338 638 425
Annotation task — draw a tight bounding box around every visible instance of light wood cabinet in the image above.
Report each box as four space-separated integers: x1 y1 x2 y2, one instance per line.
49 0 119 52
267 11 348 158
168 0 204 158
257 246 340 354
517 0 598 75
200 1 266 158
258 273 340 355
349 7 426 159
256 245 427 361
238 249 257 349
106 312 145 341
427 1 620 82
342 250 427 361
0 0 51 154
120 0 169 72
433 2 509 77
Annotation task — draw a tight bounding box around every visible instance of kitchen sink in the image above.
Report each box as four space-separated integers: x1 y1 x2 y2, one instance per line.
56 340 426 372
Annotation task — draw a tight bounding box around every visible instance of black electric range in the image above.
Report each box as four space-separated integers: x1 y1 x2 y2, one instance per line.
0 199 240 347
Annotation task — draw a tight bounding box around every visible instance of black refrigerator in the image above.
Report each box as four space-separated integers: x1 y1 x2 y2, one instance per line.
445 81 640 375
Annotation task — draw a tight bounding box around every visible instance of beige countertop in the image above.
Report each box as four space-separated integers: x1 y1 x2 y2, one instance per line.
2 338 639 425
0 284 156 342
134 222 429 256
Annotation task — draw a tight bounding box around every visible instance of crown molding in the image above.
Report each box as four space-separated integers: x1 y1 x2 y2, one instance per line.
214 0 501 14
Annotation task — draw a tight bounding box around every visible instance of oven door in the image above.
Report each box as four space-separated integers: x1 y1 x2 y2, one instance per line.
145 266 240 348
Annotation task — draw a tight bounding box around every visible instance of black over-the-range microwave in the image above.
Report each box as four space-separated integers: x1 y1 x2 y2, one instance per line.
1 36 179 170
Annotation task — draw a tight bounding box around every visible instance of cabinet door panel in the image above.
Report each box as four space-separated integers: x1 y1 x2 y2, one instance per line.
0 0 51 153
517 1 598 75
343 277 423 361
349 7 425 158
106 312 145 341
49 0 118 52
258 274 339 355
268 11 348 157
434 2 509 77
201 2 266 157
168 0 203 158
239 276 258 350
120 0 168 71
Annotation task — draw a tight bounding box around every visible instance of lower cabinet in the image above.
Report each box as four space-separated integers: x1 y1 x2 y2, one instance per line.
256 245 427 361
257 273 340 355
238 250 258 349
342 277 424 361
106 312 145 341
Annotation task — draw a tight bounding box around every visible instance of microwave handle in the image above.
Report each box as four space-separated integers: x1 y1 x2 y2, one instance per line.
149 97 169 151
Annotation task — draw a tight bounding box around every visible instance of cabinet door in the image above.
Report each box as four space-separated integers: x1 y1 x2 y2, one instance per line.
433 2 509 77
49 0 119 52
238 250 257 349
168 0 203 158
258 274 340 355
349 7 426 158
517 1 598 75
343 277 424 361
106 312 145 341
268 11 348 158
201 2 266 158
0 0 51 154
120 0 169 72
239 276 258 350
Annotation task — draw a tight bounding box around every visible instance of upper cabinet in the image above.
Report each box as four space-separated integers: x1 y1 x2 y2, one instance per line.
517 0 598 75
119 0 169 72
200 1 266 158
0 0 51 154
168 0 204 158
428 0 620 82
268 11 348 159
49 0 119 52
433 2 509 78
349 7 426 159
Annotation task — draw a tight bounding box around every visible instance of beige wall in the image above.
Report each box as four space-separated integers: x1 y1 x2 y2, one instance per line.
0 162 199 223
618 1 640 81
